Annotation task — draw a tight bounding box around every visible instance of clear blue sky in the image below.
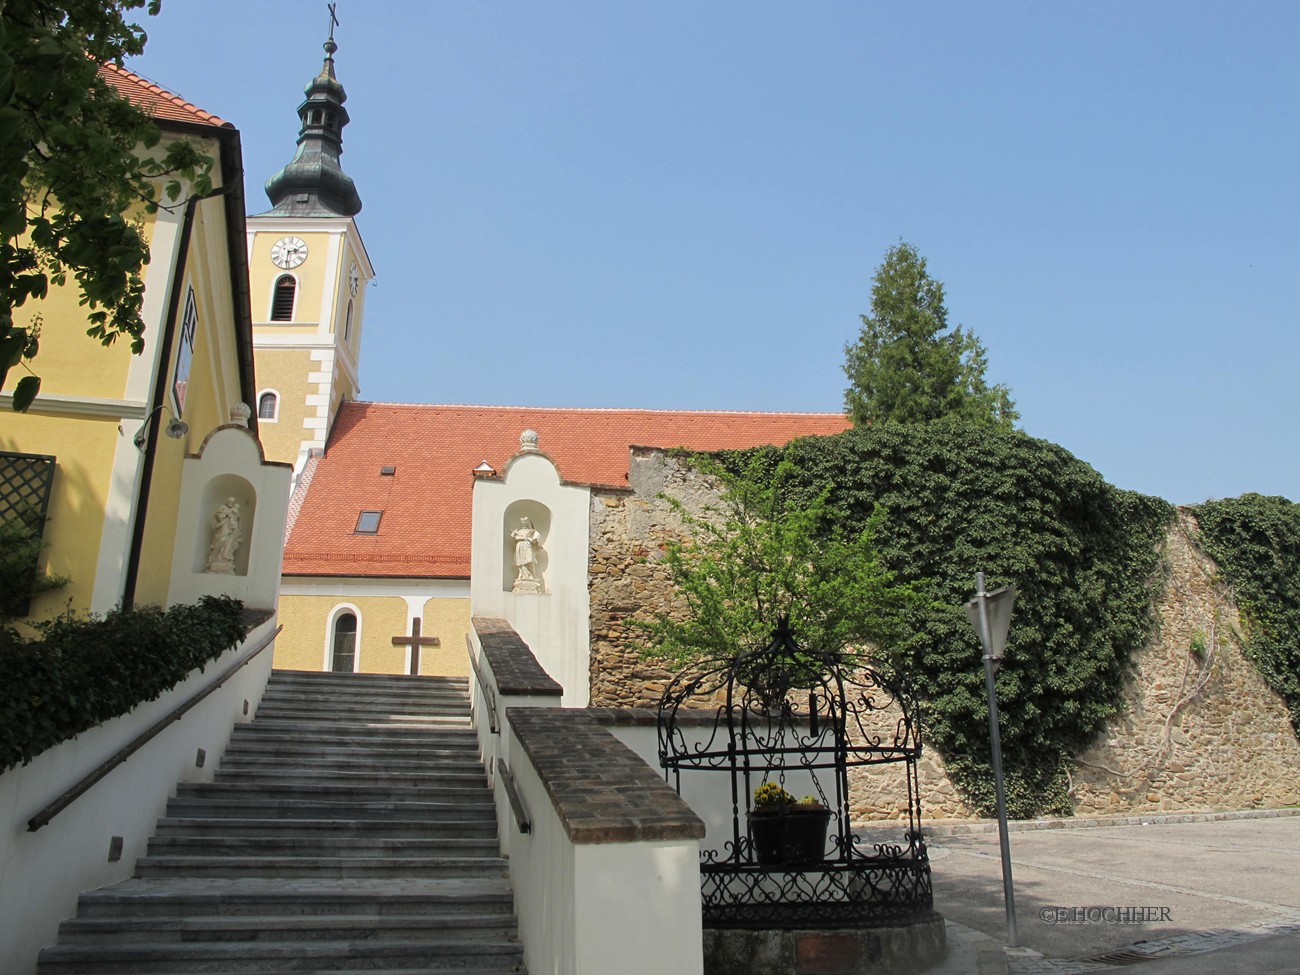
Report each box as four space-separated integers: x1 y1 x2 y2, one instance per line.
131 1 1298 506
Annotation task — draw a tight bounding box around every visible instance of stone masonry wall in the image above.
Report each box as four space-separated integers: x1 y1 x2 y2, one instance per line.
588 450 1300 821
1068 510 1300 815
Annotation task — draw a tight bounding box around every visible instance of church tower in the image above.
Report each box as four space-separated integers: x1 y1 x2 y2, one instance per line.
247 24 373 481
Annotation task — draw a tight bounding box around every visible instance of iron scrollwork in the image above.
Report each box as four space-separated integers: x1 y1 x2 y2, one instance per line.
657 620 933 929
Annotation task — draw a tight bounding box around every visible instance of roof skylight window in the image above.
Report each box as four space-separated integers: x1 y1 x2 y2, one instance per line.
355 510 382 534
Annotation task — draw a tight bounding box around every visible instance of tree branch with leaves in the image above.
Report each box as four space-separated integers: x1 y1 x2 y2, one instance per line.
0 0 213 410
636 455 921 671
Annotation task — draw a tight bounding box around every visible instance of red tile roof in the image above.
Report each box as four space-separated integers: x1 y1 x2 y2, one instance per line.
99 62 228 128
283 402 850 578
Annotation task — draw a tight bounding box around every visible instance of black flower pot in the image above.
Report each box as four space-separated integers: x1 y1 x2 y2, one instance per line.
748 806 832 866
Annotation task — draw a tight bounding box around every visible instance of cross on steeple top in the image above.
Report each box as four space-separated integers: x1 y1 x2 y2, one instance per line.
327 3 339 42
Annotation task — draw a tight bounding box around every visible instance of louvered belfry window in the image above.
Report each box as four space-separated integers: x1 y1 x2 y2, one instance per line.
271 275 296 321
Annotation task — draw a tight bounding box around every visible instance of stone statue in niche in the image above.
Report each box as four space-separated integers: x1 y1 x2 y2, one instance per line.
511 516 543 593
206 496 242 574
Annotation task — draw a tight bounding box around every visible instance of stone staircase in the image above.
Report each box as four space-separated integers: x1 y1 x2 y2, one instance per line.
37 669 525 974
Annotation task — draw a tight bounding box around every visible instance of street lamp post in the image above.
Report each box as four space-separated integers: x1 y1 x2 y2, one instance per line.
964 571 1019 947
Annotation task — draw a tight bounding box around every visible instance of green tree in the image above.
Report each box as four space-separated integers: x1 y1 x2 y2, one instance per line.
0 0 213 411
843 242 1017 430
637 456 920 670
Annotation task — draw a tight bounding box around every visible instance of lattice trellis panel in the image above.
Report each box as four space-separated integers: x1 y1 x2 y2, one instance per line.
0 451 57 527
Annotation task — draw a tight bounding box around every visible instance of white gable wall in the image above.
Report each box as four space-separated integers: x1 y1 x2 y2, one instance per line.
470 448 592 706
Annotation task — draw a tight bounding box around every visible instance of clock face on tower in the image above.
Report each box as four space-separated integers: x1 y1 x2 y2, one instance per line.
349 261 360 296
270 236 308 270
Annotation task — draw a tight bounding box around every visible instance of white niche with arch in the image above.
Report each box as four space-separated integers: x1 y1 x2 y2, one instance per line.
168 424 292 611
502 500 551 594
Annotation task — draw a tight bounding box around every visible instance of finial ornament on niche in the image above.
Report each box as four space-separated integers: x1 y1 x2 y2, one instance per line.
520 429 540 452
511 517 544 594
206 497 242 574
229 402 252 428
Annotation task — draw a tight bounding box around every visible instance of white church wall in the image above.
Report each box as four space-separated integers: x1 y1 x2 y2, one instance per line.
502 711 704 975
0 617 277 975
470 440 592 706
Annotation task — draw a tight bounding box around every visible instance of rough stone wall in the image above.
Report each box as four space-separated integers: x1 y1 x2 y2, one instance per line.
587 450 1300 821
1068 510 1300 814
588 448 713 709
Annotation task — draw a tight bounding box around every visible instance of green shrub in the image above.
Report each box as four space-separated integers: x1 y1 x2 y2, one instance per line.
716 422 1173 818
1194 494 1300 732
0 595 247 772
0 507 68 620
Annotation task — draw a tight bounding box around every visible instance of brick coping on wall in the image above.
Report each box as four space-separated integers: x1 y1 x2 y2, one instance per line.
472 617 563 697
507 707 706 845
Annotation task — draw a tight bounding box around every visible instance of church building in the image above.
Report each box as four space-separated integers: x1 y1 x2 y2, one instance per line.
250 37 849 686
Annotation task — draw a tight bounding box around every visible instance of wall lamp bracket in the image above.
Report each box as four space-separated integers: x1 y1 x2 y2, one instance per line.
133 404 189 451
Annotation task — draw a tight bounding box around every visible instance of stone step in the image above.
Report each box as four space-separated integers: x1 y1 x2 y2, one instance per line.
152 817 498 839
261 677 469 695
165 796 496 822
146 835 501 857
230 725 479 747
248 712 473 733
243 714 473 733
178 780 493 803
213 765 487 787
267 669 469 690
255 690 470 709
37 938 525 973
75 878 515 919
134 855 511 880
226 731 480 754
57 912 521 945
208 768 488 788
256 692 471 713
217 753 486 774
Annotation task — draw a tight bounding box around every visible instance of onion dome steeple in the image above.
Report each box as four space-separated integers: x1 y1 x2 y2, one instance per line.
263 27 362 217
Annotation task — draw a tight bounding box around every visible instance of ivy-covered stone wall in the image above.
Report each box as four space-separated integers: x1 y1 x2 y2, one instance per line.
589 448 1300 821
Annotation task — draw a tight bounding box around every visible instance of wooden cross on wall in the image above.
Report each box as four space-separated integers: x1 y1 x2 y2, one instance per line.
392 617 439 676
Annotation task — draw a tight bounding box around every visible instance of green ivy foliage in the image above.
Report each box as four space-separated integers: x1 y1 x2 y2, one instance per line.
0 595 246 773
0 505 67 620
1193 494 1300 732
717 422 1173 818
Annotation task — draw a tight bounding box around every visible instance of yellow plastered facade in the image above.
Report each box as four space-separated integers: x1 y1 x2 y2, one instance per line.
251 348 316 466
1 411 117 620
274 590 471 677
247 218 371 472
1 128 258 619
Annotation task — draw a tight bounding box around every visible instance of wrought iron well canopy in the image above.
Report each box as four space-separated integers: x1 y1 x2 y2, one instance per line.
657 619 933 929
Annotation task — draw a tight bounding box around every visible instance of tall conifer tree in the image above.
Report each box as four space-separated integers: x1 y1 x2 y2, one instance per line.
843 242 1017 429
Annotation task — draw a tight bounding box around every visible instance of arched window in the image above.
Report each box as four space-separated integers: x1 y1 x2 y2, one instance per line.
331 612 357 673
257 391 278 421
271 275 296 321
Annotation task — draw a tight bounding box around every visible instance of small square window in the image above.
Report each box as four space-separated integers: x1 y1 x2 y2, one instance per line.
380 466 396 476
355 510 382 533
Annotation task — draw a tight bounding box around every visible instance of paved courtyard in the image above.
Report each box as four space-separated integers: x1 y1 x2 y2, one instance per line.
912 811 1300 973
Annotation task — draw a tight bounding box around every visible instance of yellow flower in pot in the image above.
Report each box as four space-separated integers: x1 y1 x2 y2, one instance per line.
748 782 831 865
